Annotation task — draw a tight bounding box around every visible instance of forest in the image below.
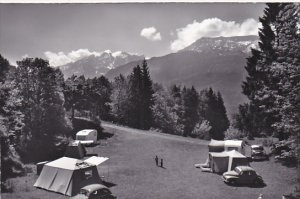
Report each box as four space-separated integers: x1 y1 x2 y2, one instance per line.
0 2 299 192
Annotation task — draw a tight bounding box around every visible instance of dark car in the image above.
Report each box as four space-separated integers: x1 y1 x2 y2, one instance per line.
73 184 116 199
223 166 264 186
251 145 269 160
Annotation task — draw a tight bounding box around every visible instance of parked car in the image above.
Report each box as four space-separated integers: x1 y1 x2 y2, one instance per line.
73 184 116 199
223 166 264 186
251 145 269 160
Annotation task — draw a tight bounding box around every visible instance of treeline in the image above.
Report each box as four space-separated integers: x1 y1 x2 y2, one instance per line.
233 3 299 140
63 61 230 140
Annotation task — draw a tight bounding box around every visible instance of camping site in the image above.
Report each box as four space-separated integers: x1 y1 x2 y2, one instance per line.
1 122 298 199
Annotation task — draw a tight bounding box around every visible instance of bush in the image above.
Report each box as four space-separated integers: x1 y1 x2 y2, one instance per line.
224 126 244 140
191 120 211 140
262 138 274 147
271 138 299 166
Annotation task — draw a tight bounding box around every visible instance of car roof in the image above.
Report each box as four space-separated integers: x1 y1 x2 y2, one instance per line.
251 145 263 148
236 166 255 172
81 184 109 192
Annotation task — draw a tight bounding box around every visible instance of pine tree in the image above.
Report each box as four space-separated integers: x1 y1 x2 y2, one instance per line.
141 59 154 129
201 88 229 140
127 65 143 128
182 86 199 137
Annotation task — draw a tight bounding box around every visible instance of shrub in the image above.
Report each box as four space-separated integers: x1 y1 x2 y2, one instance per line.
224 126 244 140
191 120 211 140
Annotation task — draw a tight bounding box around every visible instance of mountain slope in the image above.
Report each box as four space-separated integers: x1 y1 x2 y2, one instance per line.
59 51 144 78
106 36 259 116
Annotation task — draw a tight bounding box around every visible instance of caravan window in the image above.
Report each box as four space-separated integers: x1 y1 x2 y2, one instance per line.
227 147 238 151
77 135 86 141
84 170 92 179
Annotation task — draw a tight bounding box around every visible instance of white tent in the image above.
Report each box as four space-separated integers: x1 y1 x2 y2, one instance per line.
209 150 249 173
34 156 108 196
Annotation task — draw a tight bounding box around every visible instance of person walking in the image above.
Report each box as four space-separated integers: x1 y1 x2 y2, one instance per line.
155 155 158 166
160 158 164 168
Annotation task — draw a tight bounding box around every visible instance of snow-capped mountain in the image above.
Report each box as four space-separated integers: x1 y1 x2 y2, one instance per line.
59 50 144 78
181 35 259 54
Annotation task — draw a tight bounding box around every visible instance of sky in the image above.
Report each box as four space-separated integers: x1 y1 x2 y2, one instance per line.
0 3 266 66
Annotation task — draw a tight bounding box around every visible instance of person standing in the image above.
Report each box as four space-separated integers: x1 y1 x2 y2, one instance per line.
160 158 164 168
155 155 158 166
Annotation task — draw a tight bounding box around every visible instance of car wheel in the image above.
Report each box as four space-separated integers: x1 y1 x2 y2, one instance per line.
254 178 262 186
228 179 236 185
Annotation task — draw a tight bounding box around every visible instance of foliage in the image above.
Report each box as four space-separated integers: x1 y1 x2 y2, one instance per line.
0 56 25 192
199 88 230 140
63 75 112 120
152 84 184 135
111 74 129 124
239 3 300 144
271 137 299 166
224 126 245 140
3 57 72 162
182 86 199 137
191 120 211 140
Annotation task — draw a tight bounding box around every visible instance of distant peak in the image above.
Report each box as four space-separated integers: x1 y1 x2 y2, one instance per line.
102 50 111 54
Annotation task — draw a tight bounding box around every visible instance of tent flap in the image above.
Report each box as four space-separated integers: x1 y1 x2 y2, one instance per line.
84 156 109 166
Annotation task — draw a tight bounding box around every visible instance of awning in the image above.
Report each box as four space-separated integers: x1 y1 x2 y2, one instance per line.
84 156 109 166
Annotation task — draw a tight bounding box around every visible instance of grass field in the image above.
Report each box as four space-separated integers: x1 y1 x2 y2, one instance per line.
2 122 298 199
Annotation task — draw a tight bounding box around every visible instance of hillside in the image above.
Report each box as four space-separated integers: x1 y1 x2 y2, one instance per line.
106 36 259 116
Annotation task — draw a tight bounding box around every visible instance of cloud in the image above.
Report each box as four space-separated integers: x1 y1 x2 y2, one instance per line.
170 18 260 51
140 27 162 41
44 49 101 66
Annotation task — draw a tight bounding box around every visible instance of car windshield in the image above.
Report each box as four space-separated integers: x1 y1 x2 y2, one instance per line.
80 189 89 196
234 167 241 173
253 146 264 150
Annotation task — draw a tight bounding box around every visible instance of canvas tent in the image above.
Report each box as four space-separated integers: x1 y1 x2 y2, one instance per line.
34 156 108 196
65 141 86 159
209 150 249 173
208 139 245 155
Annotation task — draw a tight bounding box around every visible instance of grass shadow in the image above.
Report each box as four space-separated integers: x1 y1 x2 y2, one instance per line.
98 130 114 140
102 181 117 188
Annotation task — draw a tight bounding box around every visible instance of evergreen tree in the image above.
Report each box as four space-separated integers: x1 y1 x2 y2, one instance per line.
182 86 199 136
127 65 143 128
201 88 229 140
141 59 154 129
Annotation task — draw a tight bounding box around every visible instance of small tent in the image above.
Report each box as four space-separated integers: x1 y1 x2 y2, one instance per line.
65 141 86 159
209 150 249 173
208 139 245 155
34 156 108 196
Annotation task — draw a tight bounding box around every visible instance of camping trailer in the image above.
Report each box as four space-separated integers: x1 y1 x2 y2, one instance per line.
34 156 108 196
75 129 97 146
208 139 245 155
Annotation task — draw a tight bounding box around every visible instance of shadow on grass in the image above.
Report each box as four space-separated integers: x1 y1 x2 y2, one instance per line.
226 182 267 188
98 130 114 140
102 181 117 188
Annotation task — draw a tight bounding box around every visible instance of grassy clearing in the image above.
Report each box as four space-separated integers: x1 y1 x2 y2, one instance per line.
2 123 298 199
